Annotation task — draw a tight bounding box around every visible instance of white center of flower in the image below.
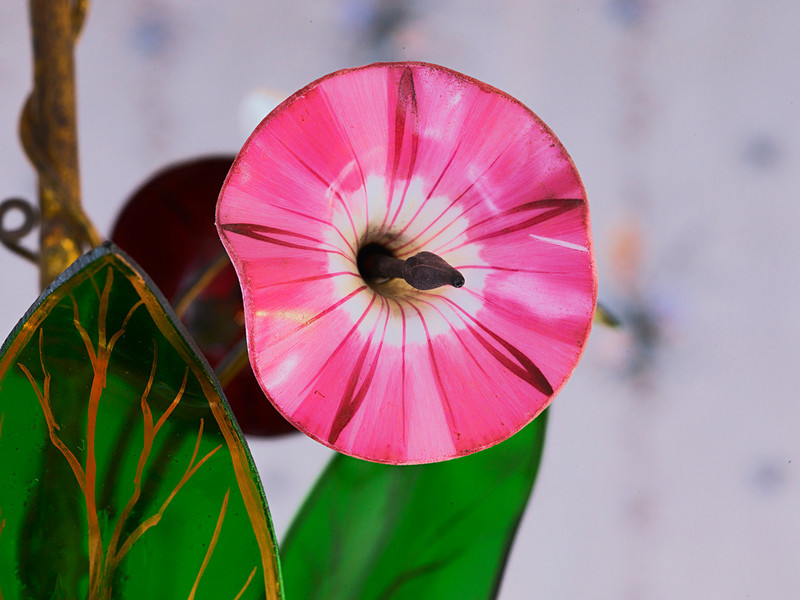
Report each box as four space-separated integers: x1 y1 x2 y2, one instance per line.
323 174 488 347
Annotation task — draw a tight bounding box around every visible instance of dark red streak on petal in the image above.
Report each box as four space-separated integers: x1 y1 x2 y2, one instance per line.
223 222 320 243
221 222 354 264
398 151 506 256
383 66 420 232
405 195 477 257
328 299 391 445
468 197 582 232
256 271 361 288
269 202 356 256
433 294 554 397
405 302 462 450
267 284 369 347
300 285 368 331
405 298 498 448
392 140 463 246
388 173 417 232
274 136 360 244
411 296 492 382
461 288 578 345
429 197 582 256
391 298 409 448
298 293 379 397
458 198 583 246
455 265 561 275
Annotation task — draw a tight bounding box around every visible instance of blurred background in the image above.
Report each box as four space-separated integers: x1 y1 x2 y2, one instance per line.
1 1 798 598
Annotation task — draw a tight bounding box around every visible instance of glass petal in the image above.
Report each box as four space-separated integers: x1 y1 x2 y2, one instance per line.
218 62 597 463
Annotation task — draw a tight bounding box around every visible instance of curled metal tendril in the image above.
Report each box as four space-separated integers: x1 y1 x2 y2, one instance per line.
18 103 102 249
0 198 40 263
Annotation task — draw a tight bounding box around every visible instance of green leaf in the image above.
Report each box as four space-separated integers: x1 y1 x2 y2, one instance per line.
0 242 282 600
594 302 622 328
281 411 549 600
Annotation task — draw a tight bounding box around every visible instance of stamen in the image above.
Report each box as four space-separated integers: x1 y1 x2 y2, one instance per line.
359 245 465 291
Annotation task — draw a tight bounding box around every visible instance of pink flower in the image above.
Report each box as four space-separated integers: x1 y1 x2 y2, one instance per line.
217 62 597 464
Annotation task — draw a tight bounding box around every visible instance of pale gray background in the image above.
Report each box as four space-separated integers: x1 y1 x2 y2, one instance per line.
1 1 798 598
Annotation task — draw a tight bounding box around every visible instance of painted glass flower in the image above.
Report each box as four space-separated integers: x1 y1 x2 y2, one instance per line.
217 62 597 464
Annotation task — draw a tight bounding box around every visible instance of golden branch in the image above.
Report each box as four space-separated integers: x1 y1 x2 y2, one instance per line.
116 419 222 560
24 0 103 288
102 341 220 598
96 267 113 350
188 489 230 600
233 567 259 600
70 294 97 366
105 346 191 568
153 367 188 435
17 331 87 489
88 272 101 299
106 299 144 355
104 340 160 571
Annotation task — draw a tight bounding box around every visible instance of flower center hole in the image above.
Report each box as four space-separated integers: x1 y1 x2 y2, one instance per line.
357 243 398 286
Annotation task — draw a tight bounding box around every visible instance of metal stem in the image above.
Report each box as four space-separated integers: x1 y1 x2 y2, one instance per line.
23 0 101 289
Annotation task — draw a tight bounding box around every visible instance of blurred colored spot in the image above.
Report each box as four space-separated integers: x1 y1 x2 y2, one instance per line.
749 459 787 496
131 12 172 57
742 134 782 170
607 0 648 27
